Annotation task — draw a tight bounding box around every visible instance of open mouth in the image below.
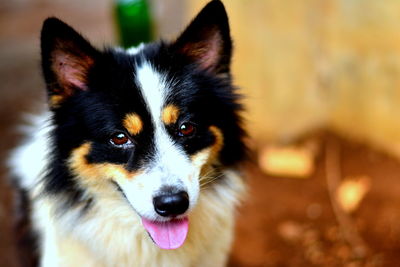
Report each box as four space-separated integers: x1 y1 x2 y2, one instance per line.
142 217 189 249
111 181 190 249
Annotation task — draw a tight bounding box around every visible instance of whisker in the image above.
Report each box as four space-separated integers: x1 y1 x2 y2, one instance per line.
199 172 225 189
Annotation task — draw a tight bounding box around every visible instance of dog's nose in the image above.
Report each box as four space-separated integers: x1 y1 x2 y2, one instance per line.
153 191 189 217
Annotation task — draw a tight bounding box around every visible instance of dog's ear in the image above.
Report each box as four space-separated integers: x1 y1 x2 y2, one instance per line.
172 0 232 75
41 17 99 106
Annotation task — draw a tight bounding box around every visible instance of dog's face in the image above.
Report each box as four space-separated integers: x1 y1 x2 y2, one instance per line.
41 0 245 249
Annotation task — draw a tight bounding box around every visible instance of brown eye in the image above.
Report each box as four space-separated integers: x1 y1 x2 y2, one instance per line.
110 133 132 147
179 122 196 137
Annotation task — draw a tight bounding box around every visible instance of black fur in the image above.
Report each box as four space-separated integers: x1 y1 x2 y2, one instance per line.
40 0 247 209
13 185 39 267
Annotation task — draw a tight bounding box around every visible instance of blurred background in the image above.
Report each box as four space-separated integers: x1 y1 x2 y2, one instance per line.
1 0 400 266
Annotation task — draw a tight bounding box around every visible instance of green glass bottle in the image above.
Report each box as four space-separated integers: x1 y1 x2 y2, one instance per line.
114 0 153 48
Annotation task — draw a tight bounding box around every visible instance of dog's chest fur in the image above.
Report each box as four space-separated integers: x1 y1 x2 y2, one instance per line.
33 172 244 267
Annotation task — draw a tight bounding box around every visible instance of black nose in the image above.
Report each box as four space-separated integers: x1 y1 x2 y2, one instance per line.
153 191 189 217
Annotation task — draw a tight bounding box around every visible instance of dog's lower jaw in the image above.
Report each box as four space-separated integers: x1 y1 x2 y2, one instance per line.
33 171 245 267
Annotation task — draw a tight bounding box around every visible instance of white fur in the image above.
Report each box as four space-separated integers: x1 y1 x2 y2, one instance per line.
135 61 166 126
8 111 53 190
113 43 145 56
126 43 146 55
8 111 59 266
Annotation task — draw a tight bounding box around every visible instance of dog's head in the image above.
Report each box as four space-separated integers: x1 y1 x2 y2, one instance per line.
41 0 246 249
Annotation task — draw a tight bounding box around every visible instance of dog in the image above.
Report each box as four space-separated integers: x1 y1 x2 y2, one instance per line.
9 0 247 266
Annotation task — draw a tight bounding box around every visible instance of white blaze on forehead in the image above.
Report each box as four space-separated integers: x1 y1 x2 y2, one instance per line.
135 60 189 170
135 60 189 174
135 61 167 126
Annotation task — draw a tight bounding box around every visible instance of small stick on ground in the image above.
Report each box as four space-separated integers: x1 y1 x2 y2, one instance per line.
325 138 369 259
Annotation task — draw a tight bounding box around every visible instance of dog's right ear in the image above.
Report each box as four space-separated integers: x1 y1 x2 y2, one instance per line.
41 17 99 107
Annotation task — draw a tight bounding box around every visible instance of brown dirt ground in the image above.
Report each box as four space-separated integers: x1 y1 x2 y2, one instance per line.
230 133 400 266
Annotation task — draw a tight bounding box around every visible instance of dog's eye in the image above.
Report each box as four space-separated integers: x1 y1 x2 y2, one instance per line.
178 122 196 137
110 133 132 147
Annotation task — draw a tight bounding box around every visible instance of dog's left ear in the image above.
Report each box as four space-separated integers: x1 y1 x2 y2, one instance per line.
172 0 232 74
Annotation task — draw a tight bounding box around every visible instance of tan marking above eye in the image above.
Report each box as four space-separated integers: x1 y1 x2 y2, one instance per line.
49 94 64 108
162 105 180 125
123 113 143 135
68 142 139 185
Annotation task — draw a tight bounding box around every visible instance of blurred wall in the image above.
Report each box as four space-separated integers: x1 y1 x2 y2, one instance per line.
188 0 400 156
2 0 400 156
0 0 184 114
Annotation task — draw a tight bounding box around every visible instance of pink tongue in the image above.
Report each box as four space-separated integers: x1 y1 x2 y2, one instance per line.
142 217 189 250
